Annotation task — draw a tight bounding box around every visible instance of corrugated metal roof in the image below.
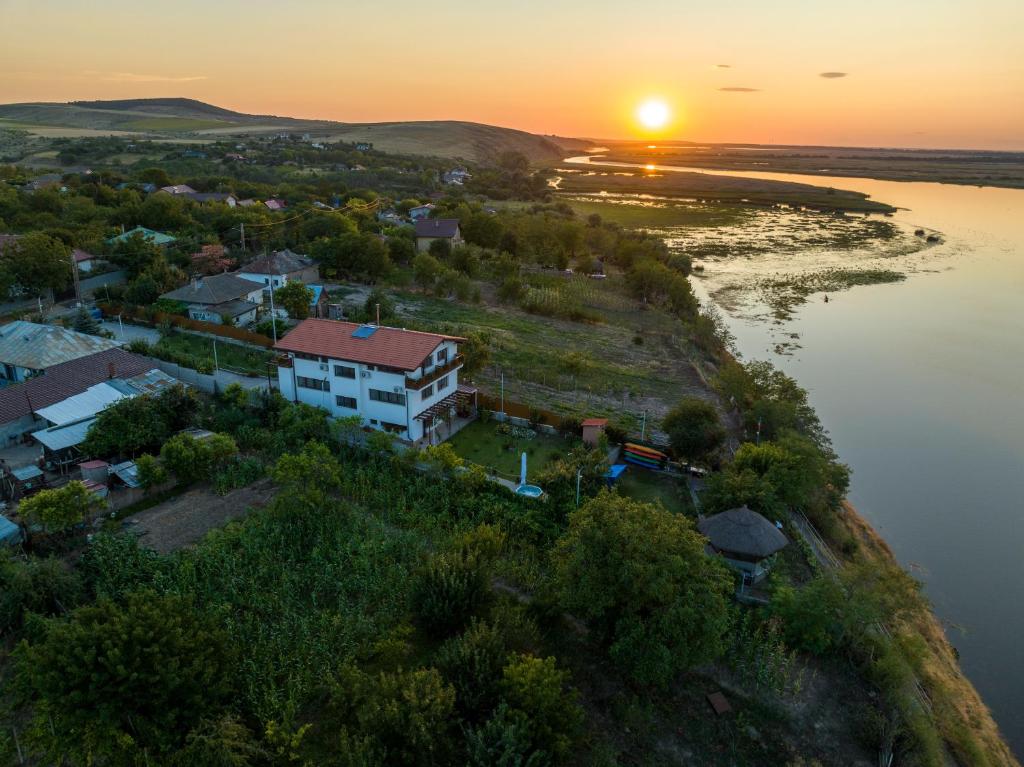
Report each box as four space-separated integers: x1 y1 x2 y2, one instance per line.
11 465 42 481
0 515 21 545
111 460 141 488
107 227 177 246
0 352 171 427
32 417 96 451
35 382 128 426
0 321 122 371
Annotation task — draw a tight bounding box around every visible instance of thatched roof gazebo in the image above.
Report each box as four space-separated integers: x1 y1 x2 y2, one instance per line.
698 506 788 582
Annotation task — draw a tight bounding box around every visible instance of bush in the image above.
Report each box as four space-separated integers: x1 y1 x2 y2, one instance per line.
771 577 846 655
465 703 545 767
0 552 85 635
411 548 492 637
499 654 583 763
135 453 168 489
327 666 456 767
435 619 509 719
160 433 238 484
661 396 726 464
19 481 103 534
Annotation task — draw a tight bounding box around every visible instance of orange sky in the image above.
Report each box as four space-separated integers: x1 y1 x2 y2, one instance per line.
1 0 1022 150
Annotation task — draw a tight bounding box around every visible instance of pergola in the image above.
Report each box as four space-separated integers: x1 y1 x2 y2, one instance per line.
414 386 476 423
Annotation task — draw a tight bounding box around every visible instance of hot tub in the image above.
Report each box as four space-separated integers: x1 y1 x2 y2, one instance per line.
515 484 544 498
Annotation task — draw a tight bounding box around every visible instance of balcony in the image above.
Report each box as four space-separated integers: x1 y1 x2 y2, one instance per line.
405 354 464 391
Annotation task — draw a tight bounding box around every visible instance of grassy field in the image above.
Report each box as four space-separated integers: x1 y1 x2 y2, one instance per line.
565 195 749 228
393 285 711 436
447 419 572 479
614 467 695 516
553 166 896 213
156 332 274 376
122 117 230 131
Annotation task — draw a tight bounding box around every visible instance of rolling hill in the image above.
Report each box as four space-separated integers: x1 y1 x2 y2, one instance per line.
0 98 587 164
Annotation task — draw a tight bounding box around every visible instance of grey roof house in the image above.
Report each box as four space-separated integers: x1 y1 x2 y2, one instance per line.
414 219 463 252
160 273 265 326
235 249 319 290
0 321 123 384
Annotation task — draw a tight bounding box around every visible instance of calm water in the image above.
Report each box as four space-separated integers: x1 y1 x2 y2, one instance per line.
567 157 1024 754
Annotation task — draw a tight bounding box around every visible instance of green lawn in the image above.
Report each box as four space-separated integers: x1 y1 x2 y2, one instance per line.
156 332 274 376
614 467 694 516
448 420 572 481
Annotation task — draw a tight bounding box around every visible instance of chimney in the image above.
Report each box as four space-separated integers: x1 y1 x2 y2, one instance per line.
108 362 116 379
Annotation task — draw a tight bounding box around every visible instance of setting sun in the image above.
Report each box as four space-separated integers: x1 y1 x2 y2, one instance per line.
637 99 670 129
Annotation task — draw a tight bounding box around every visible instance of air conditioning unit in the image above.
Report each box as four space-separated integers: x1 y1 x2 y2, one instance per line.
360 371 371 379
319 363 328 372
393 386 403 394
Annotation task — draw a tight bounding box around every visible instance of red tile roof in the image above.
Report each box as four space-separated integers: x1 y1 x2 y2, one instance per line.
0 349 154 425
275 319 464 372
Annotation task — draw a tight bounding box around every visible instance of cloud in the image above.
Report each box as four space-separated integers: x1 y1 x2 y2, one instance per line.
719 87 760 92
87 71 208 83
716 64 731 69
819 71 848 79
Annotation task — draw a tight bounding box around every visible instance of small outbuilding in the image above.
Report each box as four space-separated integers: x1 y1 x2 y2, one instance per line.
697 506 788 583
581 417 608 447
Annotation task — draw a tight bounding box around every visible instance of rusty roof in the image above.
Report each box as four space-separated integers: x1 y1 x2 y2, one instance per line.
0 349 155 426
275 319 464 371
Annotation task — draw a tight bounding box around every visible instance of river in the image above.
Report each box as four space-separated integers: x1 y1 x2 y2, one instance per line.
565 155 1024 754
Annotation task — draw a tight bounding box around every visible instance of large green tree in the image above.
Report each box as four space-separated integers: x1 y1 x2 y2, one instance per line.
18 481 102 534
18 591 233 764
1 232 70 295
661 396 726 464
275 280 314 320
553 492 732 686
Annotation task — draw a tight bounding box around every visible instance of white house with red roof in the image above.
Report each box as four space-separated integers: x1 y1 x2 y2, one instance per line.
274 319 469 443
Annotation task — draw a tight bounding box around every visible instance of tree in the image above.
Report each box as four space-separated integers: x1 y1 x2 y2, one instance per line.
436 619 509 719
160 432 238 484
275 280 314 319
411 546 492 637
19 481 102 534
327 666 456 767
413 252 442 291
18 591 233 763
553 492 732 685
1 231 70 295
72 305 101 335
661 396 726 464
460 330 492 378
363 287 395 323
0 551 85 635
428 237 452 260
84 387 198 458
499 654 583 763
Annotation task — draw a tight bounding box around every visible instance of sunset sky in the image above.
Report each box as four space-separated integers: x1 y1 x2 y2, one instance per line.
1 0 1022 150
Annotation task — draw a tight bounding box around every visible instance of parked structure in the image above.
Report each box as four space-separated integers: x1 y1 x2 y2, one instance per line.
275 319 468 443
159 274 264 326
414 219 463 252
408 203 435 221
0 321 123 384
697 506 789 583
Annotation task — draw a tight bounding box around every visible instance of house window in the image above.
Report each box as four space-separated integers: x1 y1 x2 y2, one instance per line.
421 385 434 400
264 278 269 285
436 348 448 364
335 395 357 409
369 389 406 406
297 376 327 391
334 364 356 379
381 421 405 433
437 376 449 391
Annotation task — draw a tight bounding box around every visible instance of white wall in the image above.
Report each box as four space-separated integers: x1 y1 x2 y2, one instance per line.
237 272 289 291
278 338 462 442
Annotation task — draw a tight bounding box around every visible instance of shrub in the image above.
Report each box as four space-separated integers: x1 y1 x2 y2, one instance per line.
411 548 492 637
465 703 545 767
771 577 846 655
435 619 509 719
499 654 583 763
160 433 238 484
135 453 168 490
0 552 85 635
19 481 103 534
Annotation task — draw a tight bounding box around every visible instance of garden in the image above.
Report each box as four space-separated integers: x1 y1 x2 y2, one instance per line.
446 419 573 480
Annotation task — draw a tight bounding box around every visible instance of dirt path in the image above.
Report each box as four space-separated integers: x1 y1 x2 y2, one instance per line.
125 479 276 553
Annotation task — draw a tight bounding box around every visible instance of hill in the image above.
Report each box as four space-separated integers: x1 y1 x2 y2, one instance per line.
0 98 581 164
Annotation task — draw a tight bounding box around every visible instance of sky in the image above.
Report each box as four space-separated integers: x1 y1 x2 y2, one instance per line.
1 0 1022 150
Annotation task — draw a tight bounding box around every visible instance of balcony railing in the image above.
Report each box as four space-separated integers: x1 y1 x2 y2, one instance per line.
405 354 464 391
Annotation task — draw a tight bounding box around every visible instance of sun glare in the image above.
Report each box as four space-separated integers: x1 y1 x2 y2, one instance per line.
637 99 670 129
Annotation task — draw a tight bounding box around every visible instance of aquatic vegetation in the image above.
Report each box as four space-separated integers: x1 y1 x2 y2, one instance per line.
757 267 907 320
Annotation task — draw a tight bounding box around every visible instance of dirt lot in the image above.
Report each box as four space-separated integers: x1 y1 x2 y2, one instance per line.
126 479 276 553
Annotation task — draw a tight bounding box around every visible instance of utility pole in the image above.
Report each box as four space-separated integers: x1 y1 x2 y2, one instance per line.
266 248 278 343
576 467 584 508
640 410 647 441
69 250 82 306
500 371 505 421
240 222 246 252
212 336 219 372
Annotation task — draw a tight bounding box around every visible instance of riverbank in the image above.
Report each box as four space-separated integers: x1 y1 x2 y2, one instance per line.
829 499 1018 766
